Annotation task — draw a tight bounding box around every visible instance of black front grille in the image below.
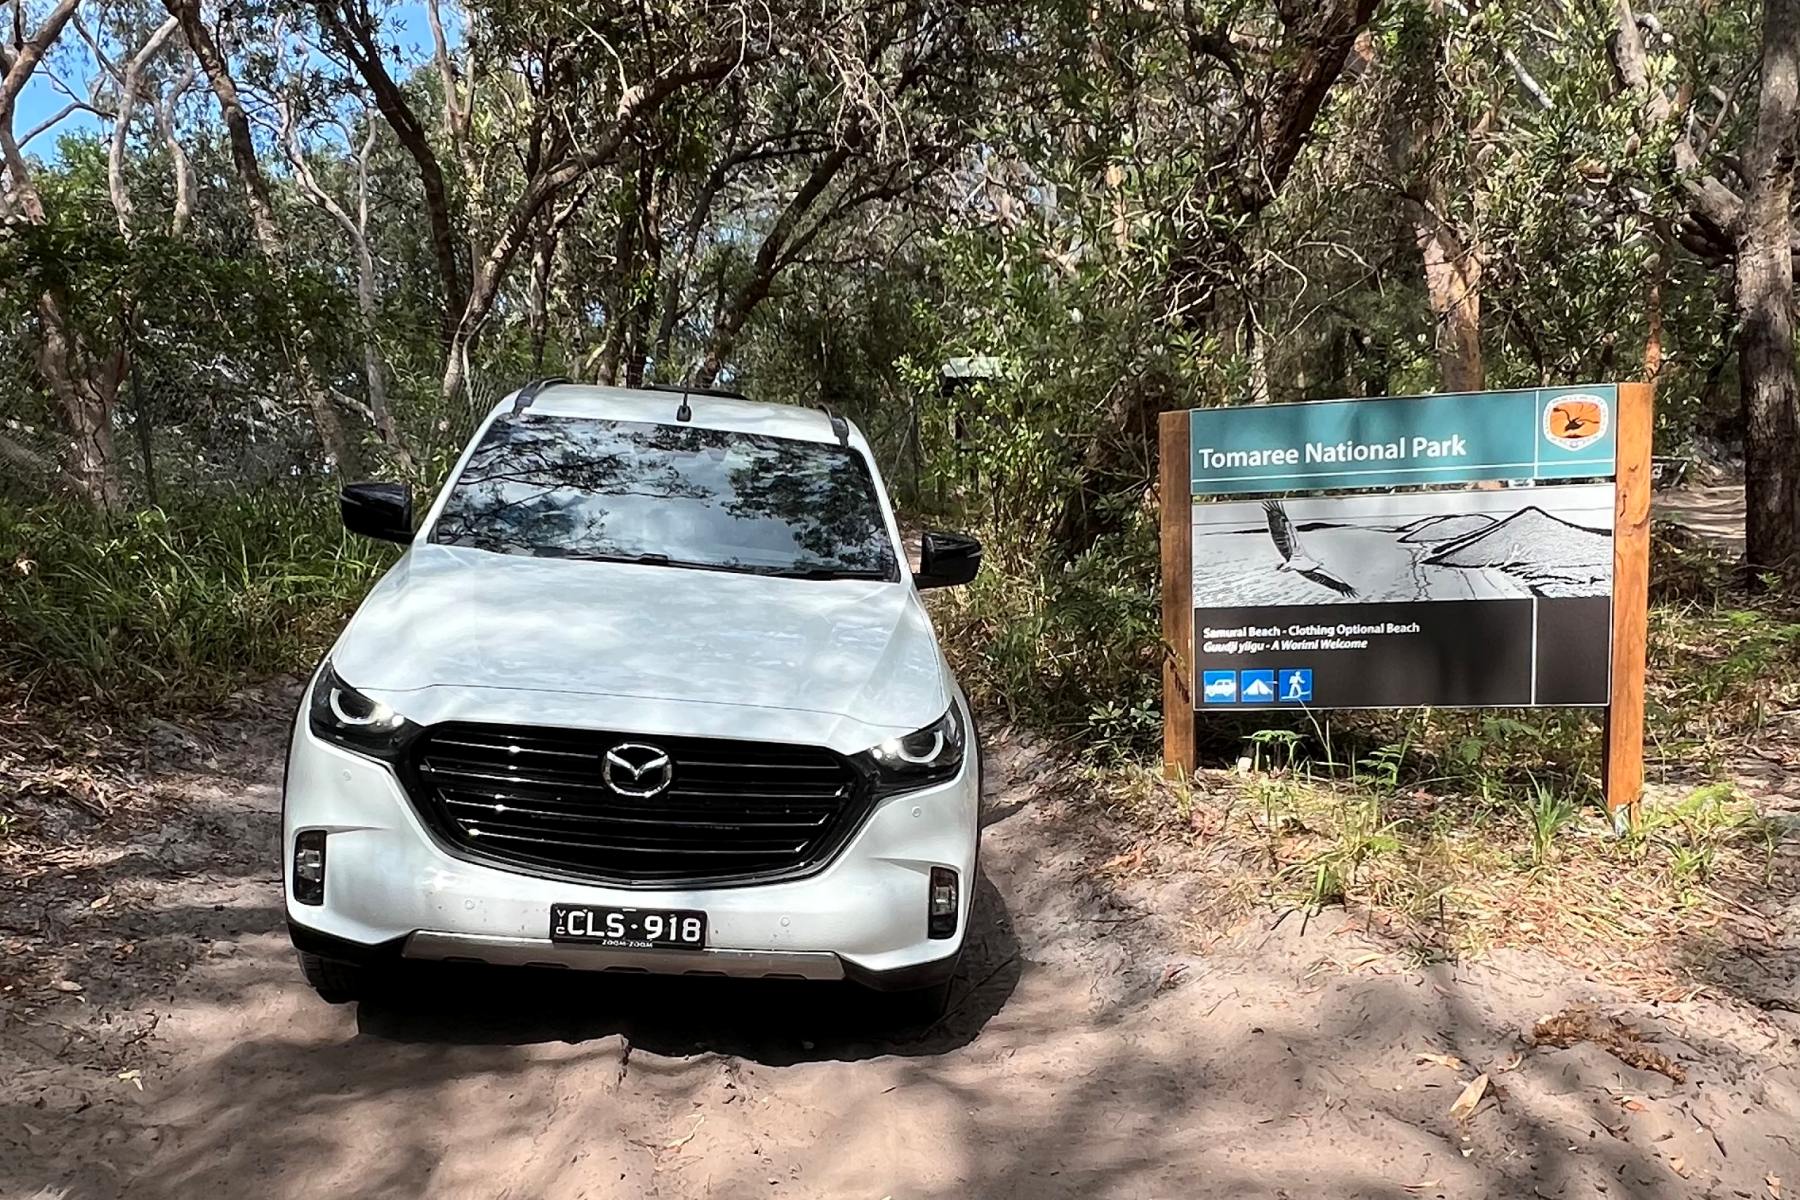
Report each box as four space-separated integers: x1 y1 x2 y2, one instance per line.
405 723 870 885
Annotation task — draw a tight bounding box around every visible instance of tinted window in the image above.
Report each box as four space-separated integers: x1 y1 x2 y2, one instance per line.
430 415 898 579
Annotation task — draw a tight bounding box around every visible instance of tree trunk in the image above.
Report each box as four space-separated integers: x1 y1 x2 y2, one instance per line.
651 168 731 379
354 237 405 466
34 295 125 511
4 0 128 510
130 334 157 506
432 55 752 407
624 165 665 388
287 115 410 469
441 346 471 410
529 227 555 375
1407 191 1483 392
1389 8 1481 393
313 0 467 349
592 169 644 386
59 387 124 511
693 147 854 387
1739 0 1800 570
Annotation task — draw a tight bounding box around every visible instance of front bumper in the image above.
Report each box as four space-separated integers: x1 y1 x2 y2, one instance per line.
281 716 979 990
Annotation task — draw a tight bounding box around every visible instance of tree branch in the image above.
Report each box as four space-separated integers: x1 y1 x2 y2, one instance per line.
312 0 468 346
19 98 107 144
0 0 79 128
106 14 181 239
158 52 197 235
1611 0 1744 240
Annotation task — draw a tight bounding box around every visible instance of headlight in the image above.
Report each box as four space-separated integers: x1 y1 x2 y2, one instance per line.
860 705 965 794
308 662 415 758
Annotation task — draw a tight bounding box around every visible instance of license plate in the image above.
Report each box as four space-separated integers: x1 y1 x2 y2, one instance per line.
549 903 707 949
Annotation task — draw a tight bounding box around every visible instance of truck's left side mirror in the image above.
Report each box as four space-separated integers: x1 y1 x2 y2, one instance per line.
915 530 982 589
341 482 414 544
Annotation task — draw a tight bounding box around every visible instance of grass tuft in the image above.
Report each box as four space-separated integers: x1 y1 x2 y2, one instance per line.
0 491 394 709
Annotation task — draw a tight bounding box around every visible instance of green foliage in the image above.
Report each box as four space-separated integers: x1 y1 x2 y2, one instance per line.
0 493 394 707
1627 782 1779 888
1523 777 1580 868
0 0 1787 787
1246 727 1303 773
1281 793 1404 910
928 532 1162 747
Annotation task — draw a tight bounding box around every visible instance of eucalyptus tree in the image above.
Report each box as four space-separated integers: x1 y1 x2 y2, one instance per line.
163 0 366 475
1609 0 1798 569
1 0 201 508
305 0 986 408
991 0 1388 553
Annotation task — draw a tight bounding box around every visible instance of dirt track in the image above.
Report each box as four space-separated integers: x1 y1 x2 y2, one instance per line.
4 711 1799 1199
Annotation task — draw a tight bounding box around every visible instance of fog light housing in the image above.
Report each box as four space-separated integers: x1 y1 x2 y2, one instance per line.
928 866 959 939
293 830 327 906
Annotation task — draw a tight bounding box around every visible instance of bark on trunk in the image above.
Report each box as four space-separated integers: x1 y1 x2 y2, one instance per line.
5 0 129 510
36 296 124 510
1739 0 1800 570
1407 192 1483 392
1384 8 1482 393
528 223 557 375
624 164 665 388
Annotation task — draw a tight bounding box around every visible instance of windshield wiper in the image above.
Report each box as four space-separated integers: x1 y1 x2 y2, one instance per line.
561 552 889 580
558 554 889 582
763 566 892 580
560 552 742 574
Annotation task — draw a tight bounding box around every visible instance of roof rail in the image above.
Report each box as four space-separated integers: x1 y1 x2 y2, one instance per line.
510 376 571 416
816 404 849 446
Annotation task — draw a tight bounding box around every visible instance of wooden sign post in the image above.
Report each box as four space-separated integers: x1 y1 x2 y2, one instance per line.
1160 409 1196 779
1161 385 1652 828
1603 381 1653 827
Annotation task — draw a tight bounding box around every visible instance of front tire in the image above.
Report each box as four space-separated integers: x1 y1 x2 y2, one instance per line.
297 950 366 1004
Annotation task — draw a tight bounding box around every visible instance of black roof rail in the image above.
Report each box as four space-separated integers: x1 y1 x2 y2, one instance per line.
816 404 849 446
510 376 571 415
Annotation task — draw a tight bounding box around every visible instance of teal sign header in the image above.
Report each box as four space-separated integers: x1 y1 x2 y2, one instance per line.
1188 385 1618 496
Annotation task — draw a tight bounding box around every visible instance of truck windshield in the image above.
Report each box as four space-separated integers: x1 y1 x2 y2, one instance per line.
429 414 899 580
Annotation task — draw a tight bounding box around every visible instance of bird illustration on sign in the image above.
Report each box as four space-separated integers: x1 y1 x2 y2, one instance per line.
1544 395 1608 450
1262 501 1359 597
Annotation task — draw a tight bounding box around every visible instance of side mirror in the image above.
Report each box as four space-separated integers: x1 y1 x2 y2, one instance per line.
915 530 982 590
341 482 413 544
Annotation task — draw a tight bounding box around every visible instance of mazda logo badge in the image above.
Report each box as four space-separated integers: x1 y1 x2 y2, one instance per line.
602 742 673 798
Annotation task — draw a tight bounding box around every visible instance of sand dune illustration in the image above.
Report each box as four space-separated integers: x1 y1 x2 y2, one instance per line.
1192 492 1612 607
1396 513 1497 544
1422 506 1609 596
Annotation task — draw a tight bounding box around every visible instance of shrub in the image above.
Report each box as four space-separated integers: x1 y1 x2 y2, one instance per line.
0 490 394 708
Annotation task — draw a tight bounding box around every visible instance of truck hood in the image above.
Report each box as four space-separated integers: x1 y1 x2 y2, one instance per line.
329 545 949 746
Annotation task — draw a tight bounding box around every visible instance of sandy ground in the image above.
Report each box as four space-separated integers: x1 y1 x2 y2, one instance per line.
4 711 1799 1199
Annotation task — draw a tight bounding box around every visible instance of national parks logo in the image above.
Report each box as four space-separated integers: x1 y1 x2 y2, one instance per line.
1543 393 1608 452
